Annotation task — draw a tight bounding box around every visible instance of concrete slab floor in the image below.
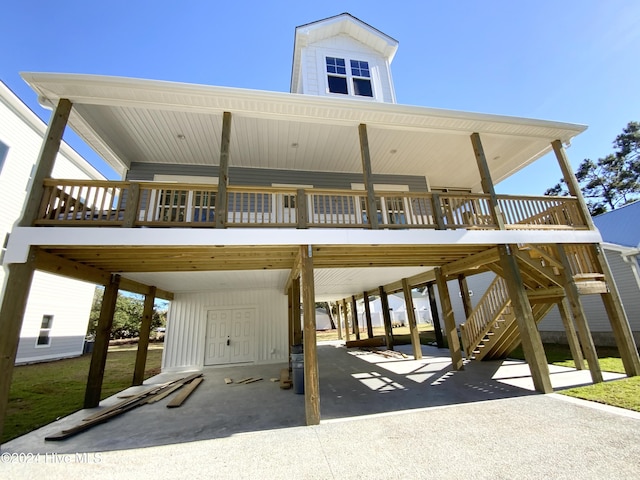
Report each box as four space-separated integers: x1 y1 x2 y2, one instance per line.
1 342 629 457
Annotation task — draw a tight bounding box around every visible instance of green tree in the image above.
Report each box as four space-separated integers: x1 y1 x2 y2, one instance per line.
88 287 167 340
545 121 640 215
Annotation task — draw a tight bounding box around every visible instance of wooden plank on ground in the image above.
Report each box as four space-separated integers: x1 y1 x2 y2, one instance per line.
345 337 386 348
166 377 204 408
224 377 233 384
45 373 202 441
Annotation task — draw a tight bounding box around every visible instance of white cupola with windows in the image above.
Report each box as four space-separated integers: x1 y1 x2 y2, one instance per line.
290 13 399 103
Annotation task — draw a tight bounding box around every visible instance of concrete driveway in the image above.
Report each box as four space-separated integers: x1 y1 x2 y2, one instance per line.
3 342 639 478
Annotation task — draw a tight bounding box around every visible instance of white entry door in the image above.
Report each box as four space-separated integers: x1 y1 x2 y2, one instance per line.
205 308 255 366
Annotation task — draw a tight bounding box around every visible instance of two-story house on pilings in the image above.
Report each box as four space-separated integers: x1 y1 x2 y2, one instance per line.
0 13 638 435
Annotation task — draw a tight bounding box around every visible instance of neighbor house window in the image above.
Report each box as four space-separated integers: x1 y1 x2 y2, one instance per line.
326 57 373 97
0 140 8 174
36 315 53 347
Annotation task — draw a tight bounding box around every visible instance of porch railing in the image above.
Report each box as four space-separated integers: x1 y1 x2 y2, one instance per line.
34 179 589 231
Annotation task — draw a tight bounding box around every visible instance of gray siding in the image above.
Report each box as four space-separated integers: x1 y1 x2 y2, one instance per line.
127 163 428 192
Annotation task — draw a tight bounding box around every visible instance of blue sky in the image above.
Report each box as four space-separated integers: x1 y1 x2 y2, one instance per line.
2 1 639 194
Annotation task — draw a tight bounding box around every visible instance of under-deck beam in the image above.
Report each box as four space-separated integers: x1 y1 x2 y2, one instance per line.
498 245 552 393
215 111 232 228
301 245 320 425
434 268 464 370
0 249 36 444
85 274 121 408
402 278 422 360
132 286 157 386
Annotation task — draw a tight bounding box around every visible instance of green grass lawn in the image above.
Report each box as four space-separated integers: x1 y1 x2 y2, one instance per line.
3 344 163 444
509 343 640 411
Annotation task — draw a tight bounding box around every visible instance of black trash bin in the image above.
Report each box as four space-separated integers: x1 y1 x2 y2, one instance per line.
291 345 304 394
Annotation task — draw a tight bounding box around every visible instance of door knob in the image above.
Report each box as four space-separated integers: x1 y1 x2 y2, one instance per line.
226 337 230 346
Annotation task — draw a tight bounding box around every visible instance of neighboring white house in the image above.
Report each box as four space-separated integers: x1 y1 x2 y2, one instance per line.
0 81 103 364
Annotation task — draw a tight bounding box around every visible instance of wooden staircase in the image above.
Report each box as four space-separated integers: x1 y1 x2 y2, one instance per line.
460 244 607 361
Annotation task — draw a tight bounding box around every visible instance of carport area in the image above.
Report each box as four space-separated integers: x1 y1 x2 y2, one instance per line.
3 342 625 454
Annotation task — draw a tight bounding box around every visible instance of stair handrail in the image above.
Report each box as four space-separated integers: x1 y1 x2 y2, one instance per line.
460 275 511 355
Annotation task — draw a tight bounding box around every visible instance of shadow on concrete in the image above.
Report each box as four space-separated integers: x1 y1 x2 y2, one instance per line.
5 341 618 454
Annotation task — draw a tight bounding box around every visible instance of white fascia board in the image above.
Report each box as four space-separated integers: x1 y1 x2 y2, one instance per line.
4 226 602 265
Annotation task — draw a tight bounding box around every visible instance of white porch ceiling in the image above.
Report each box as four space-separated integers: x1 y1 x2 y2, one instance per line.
121 266 430 301
22 73 586 192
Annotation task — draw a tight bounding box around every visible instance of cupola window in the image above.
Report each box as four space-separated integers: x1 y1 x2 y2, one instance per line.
326 57 373 97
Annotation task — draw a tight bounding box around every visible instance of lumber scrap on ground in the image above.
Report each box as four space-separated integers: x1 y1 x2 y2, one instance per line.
45 373 202 441
279 368 292 390
345 337 386 348
166 377 204 408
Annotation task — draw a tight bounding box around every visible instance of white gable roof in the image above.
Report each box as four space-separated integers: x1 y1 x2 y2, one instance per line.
593 201 640 248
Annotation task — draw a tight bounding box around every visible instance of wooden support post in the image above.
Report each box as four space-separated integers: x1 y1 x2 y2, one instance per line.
402 278 422 360
551 140 595 229
358 124 379 229
470 132 505 230
132 286 156 386
122 182 141 228
215 111 232 228
498 245 552 393
556 246 603 383
301 245 320 425
557 299 585 370
335 302 343 340
363 292 374 339
427 282 445 348
85 274 121 408
591 244 640 376
20 98 73 226
292 276 302 346
342 299 351 342
379 286 394 350
296 188 308 229
431 192 445 230
458 274 473 319
351 295 360 340
288 286 294 362
434 268 464 370
0 249 36 443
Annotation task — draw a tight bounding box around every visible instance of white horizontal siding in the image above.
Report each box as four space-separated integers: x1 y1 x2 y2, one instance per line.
1 83 103 362
163 288 288 372
15 271 94 364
